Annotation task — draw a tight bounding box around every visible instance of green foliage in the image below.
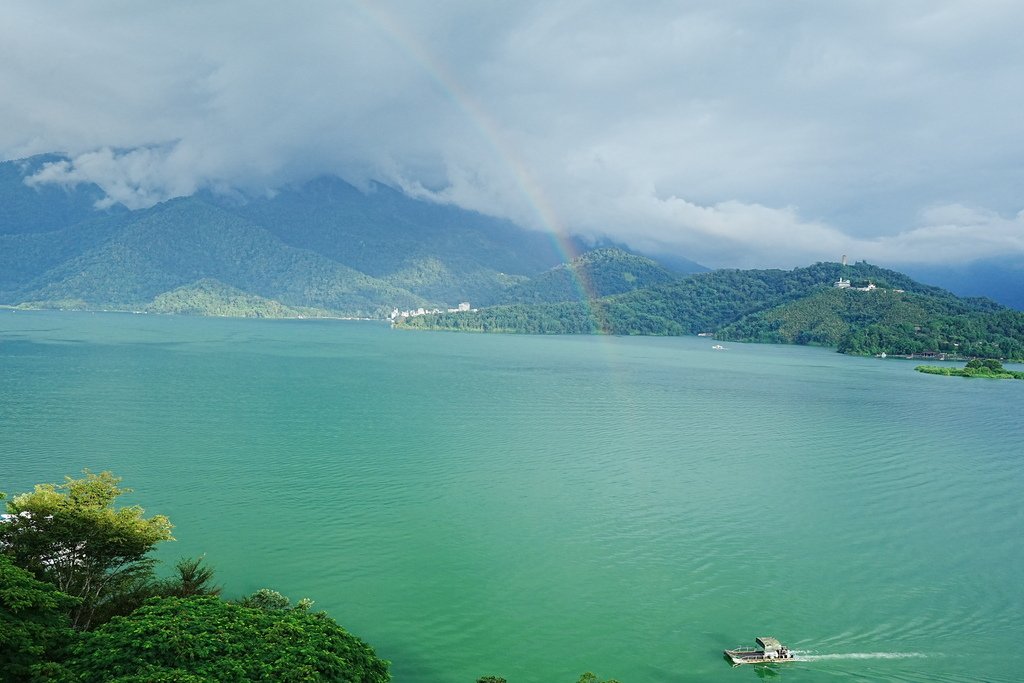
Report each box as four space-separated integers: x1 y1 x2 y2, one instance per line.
64 595 390 683
402 262 860 336
966 358 1005 372
13 298 92 311
577 673 620 683
0 554 78 682
499 247 679 304
229 176 564 297
0 470 174 629
3 473 389 681
401 261 1024 361
476 677 508 683
74 554 222 628
717 285 1022 357
6 198 432 318
160 556 221 598
146 279 336 318
916 361 1024 379
380 256 520 307
398 301 606 334
236 587 312 611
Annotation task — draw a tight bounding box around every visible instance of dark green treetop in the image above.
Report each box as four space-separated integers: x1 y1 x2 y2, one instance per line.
63 595 390 683
0 470 173 629
0 554 79 683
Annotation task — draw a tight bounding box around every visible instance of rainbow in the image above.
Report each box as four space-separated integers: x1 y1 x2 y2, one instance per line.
348 3 610 322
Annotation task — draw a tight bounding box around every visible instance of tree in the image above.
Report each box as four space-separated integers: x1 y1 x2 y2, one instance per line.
0 554 79 682
0 470 173 629
577 674 620 683
63 595 390 683
160 555 221 598
87 555 223 627
966 358 1005 372
237 587 312 611
3 474 389 682
474 673 617 682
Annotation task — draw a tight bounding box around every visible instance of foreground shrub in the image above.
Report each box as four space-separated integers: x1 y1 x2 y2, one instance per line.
63 596 390 682
0 555 78 682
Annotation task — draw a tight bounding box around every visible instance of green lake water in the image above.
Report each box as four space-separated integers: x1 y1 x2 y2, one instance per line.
2 310 1022 682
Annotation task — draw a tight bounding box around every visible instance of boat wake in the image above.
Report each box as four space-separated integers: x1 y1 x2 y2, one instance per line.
792 651 927 662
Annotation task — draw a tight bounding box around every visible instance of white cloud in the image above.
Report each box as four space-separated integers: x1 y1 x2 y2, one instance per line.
26 146 199 209
4 1 1024 267
861 204 1024 264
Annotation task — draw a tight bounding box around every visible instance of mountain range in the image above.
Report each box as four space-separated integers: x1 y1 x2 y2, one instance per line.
4 154 703 317
3 153 1023 360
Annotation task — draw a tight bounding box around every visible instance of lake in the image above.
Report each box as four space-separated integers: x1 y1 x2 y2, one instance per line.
2 310 1022 682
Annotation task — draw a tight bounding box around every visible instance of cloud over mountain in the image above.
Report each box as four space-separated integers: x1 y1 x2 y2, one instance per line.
3 1 1023 269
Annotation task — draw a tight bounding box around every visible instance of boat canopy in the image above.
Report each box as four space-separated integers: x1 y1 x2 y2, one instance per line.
755 637 783 652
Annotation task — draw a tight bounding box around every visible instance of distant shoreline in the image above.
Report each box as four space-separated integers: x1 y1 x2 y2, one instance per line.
1 304 379 322
7 306 1024 365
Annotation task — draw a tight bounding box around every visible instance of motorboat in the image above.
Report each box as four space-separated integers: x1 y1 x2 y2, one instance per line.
724 637 795 665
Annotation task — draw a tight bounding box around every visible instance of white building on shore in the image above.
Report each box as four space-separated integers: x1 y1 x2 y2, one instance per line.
390 302 474 320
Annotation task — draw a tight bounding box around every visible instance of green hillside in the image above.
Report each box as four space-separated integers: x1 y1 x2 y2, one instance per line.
0 212 130 294
379 256 529 306
212 177 568 306
498 247 679 304
6 196 428 317
397 261 1024 360
146 279 337 318
0 155 600 315
718 288 1023 358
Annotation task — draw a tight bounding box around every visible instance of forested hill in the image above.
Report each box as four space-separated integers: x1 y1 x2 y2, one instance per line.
396 261 1024 360
0 154 603 317
145 279 338 318
5 153 1020 356
497 247 682 304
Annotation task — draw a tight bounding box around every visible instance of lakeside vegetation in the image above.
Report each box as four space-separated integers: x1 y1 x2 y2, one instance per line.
2 471 620 682
9 235 1024 361
397 261 1024 361
916 358 1024 379
8 280 346 319
144 279 339 318
0 471 389 682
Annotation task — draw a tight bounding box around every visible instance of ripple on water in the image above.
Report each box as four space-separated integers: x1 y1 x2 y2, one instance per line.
2 315 1022 683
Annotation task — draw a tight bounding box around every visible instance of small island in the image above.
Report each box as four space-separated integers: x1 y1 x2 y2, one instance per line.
916 358 1024 379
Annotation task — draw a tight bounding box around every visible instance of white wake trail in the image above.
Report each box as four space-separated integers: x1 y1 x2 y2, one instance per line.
792 651 928 662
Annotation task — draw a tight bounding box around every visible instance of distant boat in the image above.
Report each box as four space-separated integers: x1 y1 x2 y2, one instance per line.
724 637 795 666
712 344 725 350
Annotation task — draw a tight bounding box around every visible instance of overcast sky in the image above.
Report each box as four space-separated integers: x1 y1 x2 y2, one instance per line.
3 1 1023 268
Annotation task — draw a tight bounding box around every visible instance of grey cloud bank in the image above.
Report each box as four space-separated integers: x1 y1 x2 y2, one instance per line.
3 1 1023 269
